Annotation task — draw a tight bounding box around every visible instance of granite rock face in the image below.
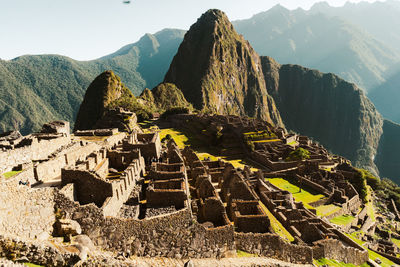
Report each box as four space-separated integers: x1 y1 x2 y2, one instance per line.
164 9 284 127
261 56 384 174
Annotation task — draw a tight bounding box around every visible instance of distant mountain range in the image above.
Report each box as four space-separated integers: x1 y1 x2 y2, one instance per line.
1 2 400 183
233 1 400 123
233 3 400 92
0 29 185 134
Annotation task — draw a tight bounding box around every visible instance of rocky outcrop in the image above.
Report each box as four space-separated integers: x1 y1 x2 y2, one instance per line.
261 56 384 174
164 9 283 127
74 70 135 131
139 83 192 111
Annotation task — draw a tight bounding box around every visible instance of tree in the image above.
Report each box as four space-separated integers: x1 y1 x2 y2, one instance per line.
285 148 310 161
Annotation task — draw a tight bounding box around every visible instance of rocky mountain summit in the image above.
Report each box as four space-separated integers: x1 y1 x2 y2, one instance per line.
164 9 284 128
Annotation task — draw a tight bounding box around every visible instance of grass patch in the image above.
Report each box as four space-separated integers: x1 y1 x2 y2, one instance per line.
24 263 44 267
315 204 341 217
252 139 281 143
314 258 368 267
237 249 257 257
2 170 22 179
287 140 297 146
346 232 396 267
330 214 355 225
159 128 189 149
392 238 400 248
267 178 324 204
258 201 294 242
365 186 375 221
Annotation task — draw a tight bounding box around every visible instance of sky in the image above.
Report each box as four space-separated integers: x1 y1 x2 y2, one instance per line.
0 0 379 61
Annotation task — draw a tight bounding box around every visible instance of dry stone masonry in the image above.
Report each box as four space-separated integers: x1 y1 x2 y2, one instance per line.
0 117 372 265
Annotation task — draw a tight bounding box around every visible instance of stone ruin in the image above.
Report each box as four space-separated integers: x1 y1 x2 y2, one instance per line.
0 117 372 265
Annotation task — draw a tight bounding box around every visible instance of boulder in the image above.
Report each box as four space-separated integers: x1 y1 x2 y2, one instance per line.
54 219 82 241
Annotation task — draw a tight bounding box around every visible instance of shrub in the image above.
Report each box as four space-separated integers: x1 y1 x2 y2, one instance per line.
358 168 380 190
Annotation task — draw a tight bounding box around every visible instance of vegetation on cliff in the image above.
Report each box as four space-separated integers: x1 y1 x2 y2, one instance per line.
74 70 151 130
261 56 383 176
139 83 192 112
164 9 283 127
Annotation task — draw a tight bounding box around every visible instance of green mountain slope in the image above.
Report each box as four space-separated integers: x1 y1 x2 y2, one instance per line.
233 4 400 91
164 9 283 127
0 29 185 134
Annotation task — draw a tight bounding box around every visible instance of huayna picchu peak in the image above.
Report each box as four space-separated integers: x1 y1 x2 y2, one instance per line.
164 9 284 128
2 4 400 267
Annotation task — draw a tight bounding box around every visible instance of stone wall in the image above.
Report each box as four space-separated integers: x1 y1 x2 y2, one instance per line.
0 178 55 240
0 136 70 174
61 169 113 207
0 234 80 266
234 232 313 264
313 238 369 265
250 151 298 171
55 191 235 259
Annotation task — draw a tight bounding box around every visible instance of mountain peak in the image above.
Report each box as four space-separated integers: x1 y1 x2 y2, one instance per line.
74 70 134 131
164 9 284 127
310 1 331 12
198 9 228 23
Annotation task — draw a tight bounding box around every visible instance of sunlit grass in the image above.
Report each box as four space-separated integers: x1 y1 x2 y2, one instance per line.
314 258 368 267
159 128 188 149
2 170 22 179
258 201 294 242
346 232 396 267
267 178 324 204
330 214 355 225
315 204 341 217
237 249 257 257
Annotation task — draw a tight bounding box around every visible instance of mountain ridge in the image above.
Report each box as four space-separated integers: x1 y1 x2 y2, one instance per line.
164 9 283 127
0 28 185 134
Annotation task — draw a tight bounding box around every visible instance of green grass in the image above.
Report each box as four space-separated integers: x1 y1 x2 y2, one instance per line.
314 258 369 267
24 263 44 267
2 170 22 179
267 178 324 204
365 186 376 221
287 140 297 146
237 250 257 257
392 238 400 248
266 177 341 216
252 139 281 143
315 204 342 217
346 232 396 267
330 214 355 225
258 201 295 242
159 128 189 149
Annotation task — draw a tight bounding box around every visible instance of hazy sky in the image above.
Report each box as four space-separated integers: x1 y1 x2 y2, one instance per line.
0 0 379 60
